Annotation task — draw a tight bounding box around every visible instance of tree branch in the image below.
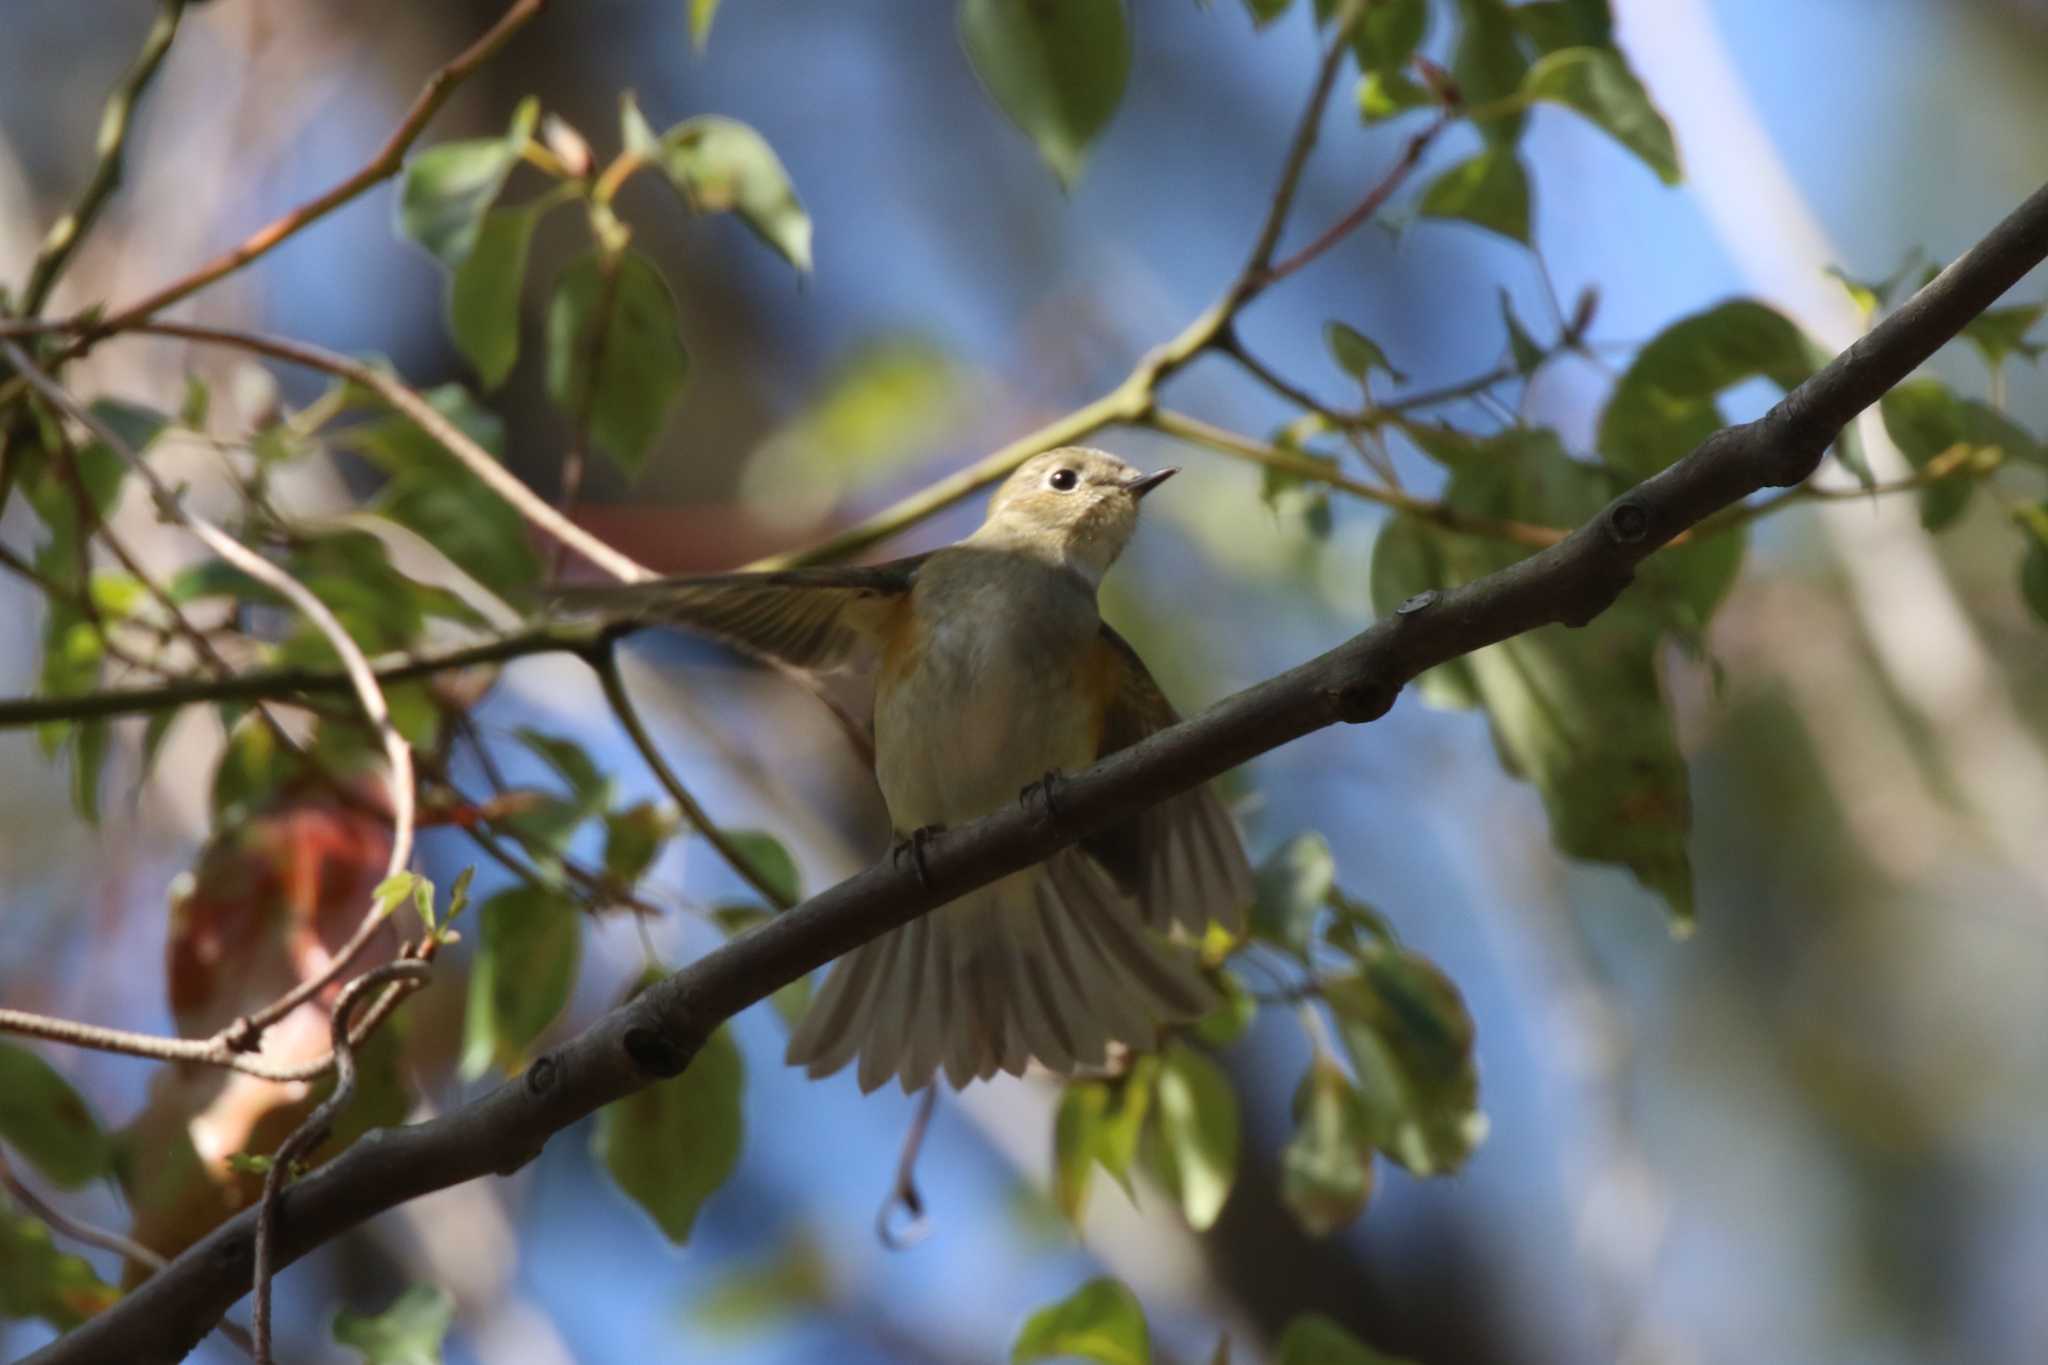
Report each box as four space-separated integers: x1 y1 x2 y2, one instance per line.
34 172 2048 1365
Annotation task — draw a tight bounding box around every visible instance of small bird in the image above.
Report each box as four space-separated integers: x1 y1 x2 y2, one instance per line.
562 448 1252 1091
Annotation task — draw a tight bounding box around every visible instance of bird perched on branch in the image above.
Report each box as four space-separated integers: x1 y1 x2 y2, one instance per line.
558 448 1252 1092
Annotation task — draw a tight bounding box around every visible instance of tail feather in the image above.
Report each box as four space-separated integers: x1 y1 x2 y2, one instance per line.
785 851 1215 1093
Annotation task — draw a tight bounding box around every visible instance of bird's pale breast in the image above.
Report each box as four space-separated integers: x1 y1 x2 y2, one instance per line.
873 548 1104 833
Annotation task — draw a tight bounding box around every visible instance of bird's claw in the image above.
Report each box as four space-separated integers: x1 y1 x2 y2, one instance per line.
1019 769 1067 827
891 825 944 889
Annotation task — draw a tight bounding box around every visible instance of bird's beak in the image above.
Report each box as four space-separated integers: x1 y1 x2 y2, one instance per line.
1120 467 1178 498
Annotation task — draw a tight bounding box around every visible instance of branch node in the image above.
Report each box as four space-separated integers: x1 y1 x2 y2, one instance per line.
1332 675 1397 725
1396 590 1438 616
525 1053 559 1096
1607 498 1651 544
622 1026 687 1078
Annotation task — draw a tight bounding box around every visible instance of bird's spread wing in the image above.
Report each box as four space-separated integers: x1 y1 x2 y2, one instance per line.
1082 624 1253 937
548 555 927 675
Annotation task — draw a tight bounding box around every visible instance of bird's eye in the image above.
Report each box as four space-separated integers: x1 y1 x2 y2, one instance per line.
1047 468 1079 492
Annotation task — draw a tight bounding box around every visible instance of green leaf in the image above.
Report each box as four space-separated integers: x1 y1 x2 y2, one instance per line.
545 249 690 477
396 99 537 267
449 205 539 388
1523 47 1679 184
1352 0 1428 75
0 1209 120 1330
1358 69 1432 123
1241 0 1292 25
0 1044 111 1189
1499 288 1546 374
514 728 610 805
340 383 541 591
1052 1059 1155 1221
1418 147 1530 243
1192 969 1257 1048
959 0 1132 189
1959 302 2046 372
723 829 801 904
1252 832 1336 953
1371 429 1702 921
1275 1314 1418 1365
1324 322 1404 387
689 0 723 50
1280 1058 1376 1235
1325 942 1485 1175
594 1021 744 1242
1150 1042 1238 1231
460 885 581 1078
333 1285 456 1365
1011 1277 1150 1365
1511 0 1612 53
1453 0 1530 146
1880 378 2035 532
604 802 676 887
2018 504 2048 627
1597 299 1816 480
627 103 813 272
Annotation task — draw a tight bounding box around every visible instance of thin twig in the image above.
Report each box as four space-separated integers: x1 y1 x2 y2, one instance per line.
85 0 550 334
250 959 432 1365
1263 110 1456 284
593 641 797 910
17 0 187 315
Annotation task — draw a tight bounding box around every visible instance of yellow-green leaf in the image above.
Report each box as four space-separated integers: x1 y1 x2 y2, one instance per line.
332 1285 455 1365
1523 46 1679 184
1150 1043 1238 1230
1012 1277 1150 1365
594 1024 744 1243
460 885 580 1078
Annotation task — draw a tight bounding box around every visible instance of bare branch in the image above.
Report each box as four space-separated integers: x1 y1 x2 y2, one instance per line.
32 171 2048 1365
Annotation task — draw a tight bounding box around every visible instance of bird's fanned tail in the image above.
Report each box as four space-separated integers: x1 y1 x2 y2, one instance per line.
785 850 1219 1092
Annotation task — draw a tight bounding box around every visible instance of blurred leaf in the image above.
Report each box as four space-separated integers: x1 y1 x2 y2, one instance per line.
1512 0 1612 52
723 829 801 904
1418 146 1530 243
1324 322 1404 386
959 0 1132 189
1241 0 1291 25
514 728 610 806
341 383 541 591
1252 832 1336 953
545 249 690 477
450 205 539 389
594 1021 744 1243
604 802 677 887
1358 68 1432 123
1053 1058 1155 1221
1325 943 1485 1175
1280 1058 1375 1235
0 1044 111 1189
178 374 210 429
1275 1314 1417 1365
209 713 300 825
1824 252 1922 323
2018 504 2048 627
461 885 580 1078
396 98 538 267
1192 969 1257 1048
739 338 966 530
1011 1277 1150 1365
1352 0 1428 75
627 101 812 271
1959 301 2046 371
696 1236 831 1336
1499 288 1546 373
1523 47 1678 184
1150 1042 1238 1230
1454 0 1530 145
0 1209 120 1330
332 1285 455 1365
1372 429 1701 921
1880 378 2036 531
1597 298 1816 480
689 0 723 50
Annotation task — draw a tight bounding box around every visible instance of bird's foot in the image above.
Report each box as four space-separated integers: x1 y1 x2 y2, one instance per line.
1019 769 1068 828
890 825 945 889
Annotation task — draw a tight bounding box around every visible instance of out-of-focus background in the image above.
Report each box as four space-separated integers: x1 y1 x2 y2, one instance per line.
5 1 2048 1361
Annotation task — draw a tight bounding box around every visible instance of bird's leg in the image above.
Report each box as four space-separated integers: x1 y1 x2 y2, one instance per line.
890 825 944 889
1019 769 1068 828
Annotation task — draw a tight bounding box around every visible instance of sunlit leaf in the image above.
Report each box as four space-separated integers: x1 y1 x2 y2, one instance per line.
333 1285 455 1365
1192 969 1257 1048
461 885 580 1078
545 249 690 477
626 100 813 272
689 0 723 51
1011 1277 1150 1365
1053 1059 1155 1221
396 98 538 267
0 1044 111 1189
594 1020 744 1243
1418 146 1530 243
1523 46 1678 184
1280 1058 1375 1235
1150 1042 1238 1230
1275 1314 1418 1365
959 0 1132 189
450 205 539 388
1358 68 1432 123
1324 943 1485 1175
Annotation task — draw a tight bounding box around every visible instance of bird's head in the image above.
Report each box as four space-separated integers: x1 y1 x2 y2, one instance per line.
976 447 1176 584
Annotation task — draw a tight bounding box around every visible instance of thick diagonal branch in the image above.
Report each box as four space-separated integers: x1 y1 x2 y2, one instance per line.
29 174 2048 1365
